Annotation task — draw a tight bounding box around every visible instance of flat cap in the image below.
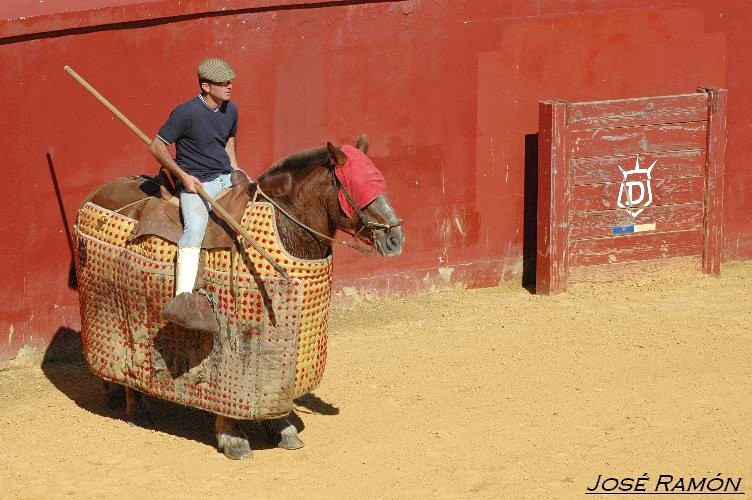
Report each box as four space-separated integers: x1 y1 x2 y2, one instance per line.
197 58 236 82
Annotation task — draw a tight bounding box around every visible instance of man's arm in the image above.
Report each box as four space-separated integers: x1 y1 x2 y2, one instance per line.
149 137 200 193
225 136 238 169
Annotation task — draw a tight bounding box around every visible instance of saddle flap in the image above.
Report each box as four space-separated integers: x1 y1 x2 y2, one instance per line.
130 183 254 249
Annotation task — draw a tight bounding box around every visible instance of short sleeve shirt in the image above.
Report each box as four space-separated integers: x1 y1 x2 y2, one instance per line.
157 96 238 182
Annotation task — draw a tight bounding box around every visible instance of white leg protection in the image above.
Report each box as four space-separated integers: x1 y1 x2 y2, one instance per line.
175 246 201 296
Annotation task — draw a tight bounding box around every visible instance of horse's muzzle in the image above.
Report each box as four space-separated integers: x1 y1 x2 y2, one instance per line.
374 224 404 257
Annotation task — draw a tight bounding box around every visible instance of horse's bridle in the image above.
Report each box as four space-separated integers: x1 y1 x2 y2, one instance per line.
330 169 403 236
254 171 401 254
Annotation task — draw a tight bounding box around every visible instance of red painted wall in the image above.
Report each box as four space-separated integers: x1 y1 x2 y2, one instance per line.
2 0 750 362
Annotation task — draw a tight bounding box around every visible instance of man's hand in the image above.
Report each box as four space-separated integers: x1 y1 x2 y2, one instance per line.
181 173 202 193
150 137 193 192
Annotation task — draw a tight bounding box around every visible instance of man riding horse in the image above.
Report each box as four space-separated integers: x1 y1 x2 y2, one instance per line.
73 59 405 461
149 57 242 333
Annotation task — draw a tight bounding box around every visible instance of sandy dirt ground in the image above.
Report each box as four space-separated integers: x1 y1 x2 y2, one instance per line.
1 262 750 499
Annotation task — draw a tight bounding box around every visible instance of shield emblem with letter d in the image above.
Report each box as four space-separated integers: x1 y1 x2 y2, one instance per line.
617 158 656 217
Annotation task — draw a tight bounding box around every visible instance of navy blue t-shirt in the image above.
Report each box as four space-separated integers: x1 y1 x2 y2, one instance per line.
157 96 238 182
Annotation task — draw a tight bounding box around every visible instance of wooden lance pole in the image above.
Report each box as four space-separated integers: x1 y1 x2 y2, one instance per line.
64 65 290 281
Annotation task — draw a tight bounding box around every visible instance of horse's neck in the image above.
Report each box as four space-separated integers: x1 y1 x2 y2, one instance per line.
261 166 339 260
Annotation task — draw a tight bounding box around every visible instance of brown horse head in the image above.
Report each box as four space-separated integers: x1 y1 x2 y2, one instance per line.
258 135 404 261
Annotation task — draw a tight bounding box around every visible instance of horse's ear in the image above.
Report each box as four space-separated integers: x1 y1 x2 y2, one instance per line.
326 141 347 166
355 134 369 154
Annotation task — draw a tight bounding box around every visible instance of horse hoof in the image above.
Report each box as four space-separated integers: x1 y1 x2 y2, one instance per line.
219 438 253 460
278 433 304 450
263 419 304 450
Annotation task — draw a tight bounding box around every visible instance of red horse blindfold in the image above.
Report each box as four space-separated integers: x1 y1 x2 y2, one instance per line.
334 145 386 217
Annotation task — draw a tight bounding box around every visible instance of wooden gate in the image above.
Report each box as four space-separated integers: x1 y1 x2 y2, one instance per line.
536 89 727 295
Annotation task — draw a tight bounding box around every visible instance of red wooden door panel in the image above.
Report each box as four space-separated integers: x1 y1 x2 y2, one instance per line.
537 89 727 295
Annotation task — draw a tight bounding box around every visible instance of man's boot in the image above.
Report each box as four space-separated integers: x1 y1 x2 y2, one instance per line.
162 246 219 334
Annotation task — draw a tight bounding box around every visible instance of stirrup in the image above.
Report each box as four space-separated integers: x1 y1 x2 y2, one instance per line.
162 290 219 334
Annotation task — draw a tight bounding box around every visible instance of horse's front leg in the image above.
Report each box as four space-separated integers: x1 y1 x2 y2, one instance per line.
125 387 152 427
263 417 304 450
215 416 253 460
102 380 125 409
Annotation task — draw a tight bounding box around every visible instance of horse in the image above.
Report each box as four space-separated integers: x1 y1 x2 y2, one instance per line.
80 135 404 459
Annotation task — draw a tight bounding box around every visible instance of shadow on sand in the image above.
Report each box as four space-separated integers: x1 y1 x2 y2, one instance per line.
40 327 336 451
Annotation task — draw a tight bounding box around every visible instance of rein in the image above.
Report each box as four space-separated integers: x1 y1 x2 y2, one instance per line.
254 185 376 254
91 169 398 256
89 177 390 255
254 163 402 254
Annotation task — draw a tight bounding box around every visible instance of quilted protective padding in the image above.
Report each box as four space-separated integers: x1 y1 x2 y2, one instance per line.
74 201 332 420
